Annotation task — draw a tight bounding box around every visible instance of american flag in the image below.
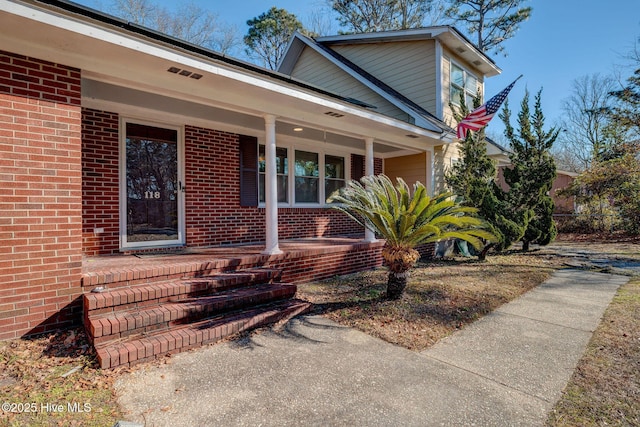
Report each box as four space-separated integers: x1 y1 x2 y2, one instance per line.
456 76 521 139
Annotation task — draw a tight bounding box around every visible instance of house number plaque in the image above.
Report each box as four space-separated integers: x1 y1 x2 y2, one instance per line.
144 191 161 199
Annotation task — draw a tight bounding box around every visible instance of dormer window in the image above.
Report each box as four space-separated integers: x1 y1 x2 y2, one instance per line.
450 63 479 107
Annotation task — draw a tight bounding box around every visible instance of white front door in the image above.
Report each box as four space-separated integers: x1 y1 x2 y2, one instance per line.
120 120 185 249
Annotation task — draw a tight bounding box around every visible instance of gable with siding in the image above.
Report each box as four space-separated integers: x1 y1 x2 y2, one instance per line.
290 47 411 122
330 40 437 117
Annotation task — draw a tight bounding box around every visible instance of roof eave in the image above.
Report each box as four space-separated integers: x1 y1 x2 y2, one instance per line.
317 26 501 78
2 0 444 149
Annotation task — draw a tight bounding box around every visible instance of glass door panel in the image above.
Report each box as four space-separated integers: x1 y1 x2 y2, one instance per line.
124 122 181 246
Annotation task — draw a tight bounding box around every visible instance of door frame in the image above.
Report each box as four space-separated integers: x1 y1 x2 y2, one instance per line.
119 117 186 250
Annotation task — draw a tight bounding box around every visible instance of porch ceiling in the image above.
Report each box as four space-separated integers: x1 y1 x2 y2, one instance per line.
1 1 453 156
82 79 405 155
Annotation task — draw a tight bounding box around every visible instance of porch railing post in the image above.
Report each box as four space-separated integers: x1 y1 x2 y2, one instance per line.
263 114 282 255
364 137 377 243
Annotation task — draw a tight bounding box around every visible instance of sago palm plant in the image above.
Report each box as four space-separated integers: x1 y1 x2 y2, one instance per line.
328 175 495 299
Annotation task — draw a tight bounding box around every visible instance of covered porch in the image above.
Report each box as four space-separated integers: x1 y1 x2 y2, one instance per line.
0 1 451 257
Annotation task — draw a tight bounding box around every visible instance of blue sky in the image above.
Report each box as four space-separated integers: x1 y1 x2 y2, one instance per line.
78 0 640 139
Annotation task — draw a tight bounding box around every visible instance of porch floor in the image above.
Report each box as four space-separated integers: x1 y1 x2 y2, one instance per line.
82 237 386 290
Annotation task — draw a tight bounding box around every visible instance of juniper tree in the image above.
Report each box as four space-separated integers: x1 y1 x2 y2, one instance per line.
500 89 559 251
446 94 524 258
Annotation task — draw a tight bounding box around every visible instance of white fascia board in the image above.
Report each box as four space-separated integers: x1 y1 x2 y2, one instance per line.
317 27 448 44
289 33 442 134
436 31 501 77
317 26 499 77
4 0 439 140
277 32 305 74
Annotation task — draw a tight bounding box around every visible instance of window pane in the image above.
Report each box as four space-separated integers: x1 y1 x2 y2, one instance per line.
451 64 464 87
295 150 319 177
465 93 475 109
260 146 288 173
259 146 288 203
259 173 265 203
276 147 288 175
466 74 477 92
451 86 463 105
258 145 265 173
325 178 345 202
295 177 318 203
277 174 288 203
325 155 344 179
259 174 288 203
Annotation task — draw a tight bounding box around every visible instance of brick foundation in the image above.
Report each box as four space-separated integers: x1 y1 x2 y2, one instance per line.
82 239 386 290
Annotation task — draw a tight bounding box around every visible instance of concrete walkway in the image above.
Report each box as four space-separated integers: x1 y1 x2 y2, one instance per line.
115 269 629 427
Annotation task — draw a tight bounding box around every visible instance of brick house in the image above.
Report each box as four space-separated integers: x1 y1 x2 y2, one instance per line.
0 0 502 346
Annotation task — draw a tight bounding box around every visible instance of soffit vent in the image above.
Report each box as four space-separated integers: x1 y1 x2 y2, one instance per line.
324 111 345 118
167 67 203 80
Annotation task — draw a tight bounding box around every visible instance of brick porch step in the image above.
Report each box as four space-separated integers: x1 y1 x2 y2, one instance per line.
95 299 311 369
84 268 310 369
83 268 282 314
88 283 297 345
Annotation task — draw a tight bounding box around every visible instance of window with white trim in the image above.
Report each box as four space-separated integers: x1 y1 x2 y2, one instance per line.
325 155 345 202
258 145 288 203
450 63 479 107
295 150 319 203
257 144 347 206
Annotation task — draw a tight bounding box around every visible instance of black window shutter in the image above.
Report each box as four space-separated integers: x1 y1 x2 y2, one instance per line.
239 135 258 207
351 154 365 182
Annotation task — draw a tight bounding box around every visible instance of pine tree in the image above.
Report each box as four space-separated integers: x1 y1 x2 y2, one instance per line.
609 66 640 141
244 7 306 70
500 89 559 251
445 0 532 56
446 95 524 258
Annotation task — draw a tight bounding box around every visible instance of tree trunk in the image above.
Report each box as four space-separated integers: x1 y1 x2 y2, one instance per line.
478 243 495 261
522 240 530 252
386 271 409 300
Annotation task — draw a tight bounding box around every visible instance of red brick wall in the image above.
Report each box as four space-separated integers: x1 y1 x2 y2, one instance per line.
82 109 120 255
277 241 384 283
185 126 260 246
0 51 83 339
351 153 383 179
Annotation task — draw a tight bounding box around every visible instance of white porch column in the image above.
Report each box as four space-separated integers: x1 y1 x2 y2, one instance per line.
263 114 282 255
427 147 435 196
364 137 376 243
